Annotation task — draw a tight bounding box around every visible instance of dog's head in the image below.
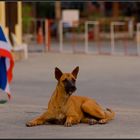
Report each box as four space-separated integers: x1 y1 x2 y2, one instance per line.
55 66 79 96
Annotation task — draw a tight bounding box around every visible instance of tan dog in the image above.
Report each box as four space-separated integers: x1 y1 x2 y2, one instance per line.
26 66 115 127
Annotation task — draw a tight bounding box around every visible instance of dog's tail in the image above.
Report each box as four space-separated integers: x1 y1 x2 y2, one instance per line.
105 108 115 121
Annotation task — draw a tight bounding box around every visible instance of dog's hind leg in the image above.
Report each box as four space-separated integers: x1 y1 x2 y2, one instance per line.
81 100 109 124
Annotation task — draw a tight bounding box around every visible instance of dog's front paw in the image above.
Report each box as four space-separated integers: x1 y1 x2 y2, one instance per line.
64 121 72 127
88 119 97 125
98 119 107 124
26 121 37 127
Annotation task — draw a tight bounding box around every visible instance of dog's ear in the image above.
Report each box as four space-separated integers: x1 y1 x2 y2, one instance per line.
71 66 79 79
55 67 63 81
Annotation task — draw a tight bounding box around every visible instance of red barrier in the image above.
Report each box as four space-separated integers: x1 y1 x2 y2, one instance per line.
37 27 43 44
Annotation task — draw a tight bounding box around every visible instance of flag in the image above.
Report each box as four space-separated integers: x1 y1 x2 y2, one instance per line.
0 25 14 100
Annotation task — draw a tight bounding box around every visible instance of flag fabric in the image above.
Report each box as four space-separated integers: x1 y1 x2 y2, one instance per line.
0 25 14 99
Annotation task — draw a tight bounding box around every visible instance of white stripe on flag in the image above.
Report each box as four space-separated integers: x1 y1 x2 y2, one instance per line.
6 58 10 71
0 40 11 51
5 82 10 95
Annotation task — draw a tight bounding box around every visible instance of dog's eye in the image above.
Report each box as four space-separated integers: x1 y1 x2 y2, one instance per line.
62 79 68 83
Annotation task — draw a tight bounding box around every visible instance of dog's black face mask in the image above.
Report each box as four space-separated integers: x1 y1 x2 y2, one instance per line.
63 78 77 95
55 66 79 95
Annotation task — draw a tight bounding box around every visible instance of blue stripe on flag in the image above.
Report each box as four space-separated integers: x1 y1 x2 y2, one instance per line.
0 57 7 90
0 26 7 42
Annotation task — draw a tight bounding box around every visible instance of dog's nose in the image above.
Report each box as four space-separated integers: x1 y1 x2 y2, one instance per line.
71 86 76 91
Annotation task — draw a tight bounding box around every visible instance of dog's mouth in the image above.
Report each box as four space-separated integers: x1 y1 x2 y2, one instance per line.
65 86 77 95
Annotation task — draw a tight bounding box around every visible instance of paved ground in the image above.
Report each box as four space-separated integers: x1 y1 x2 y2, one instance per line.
0 52 140 138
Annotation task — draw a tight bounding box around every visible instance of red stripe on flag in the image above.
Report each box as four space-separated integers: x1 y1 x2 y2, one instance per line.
0 48 14 83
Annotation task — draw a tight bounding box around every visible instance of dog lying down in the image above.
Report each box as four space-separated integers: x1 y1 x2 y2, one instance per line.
26 66 115 127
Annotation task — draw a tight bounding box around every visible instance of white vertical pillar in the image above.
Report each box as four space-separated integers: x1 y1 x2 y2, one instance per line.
111 22 125 55
111 22 115 55
59 20 63 52
136 23 140 56
85 22 88 53
85 21 99 54
128 19 134 38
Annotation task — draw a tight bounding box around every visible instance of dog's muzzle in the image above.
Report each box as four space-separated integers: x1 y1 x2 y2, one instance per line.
64 80 77 95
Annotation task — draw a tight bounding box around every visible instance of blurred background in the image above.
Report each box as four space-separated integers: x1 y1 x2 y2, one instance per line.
1 2 140 138
1 1 140 60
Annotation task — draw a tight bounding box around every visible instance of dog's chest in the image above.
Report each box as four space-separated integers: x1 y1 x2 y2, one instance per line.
54 106 66 120
57 113 65 120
